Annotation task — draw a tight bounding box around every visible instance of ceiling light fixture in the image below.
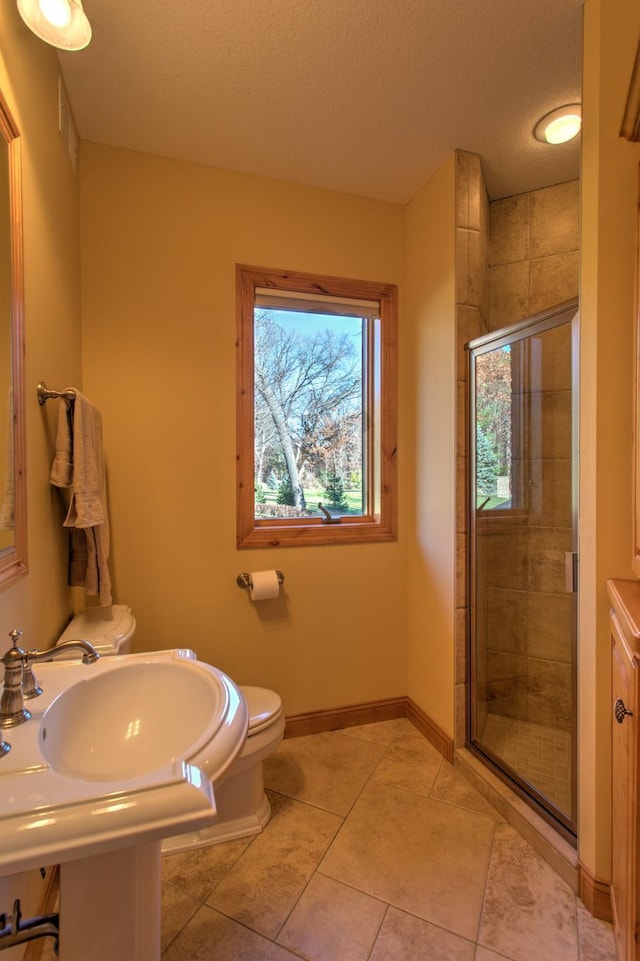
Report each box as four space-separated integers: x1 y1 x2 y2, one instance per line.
17 0 91 50
534 104 582 145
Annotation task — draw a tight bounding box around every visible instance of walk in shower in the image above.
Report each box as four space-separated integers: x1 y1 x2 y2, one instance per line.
467 300 578 838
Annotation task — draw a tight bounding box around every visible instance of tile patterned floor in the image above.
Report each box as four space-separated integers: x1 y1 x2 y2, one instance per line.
161 719 616 961
480 712 572 815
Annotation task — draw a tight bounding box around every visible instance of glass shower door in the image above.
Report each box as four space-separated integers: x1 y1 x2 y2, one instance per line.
467 301 578 838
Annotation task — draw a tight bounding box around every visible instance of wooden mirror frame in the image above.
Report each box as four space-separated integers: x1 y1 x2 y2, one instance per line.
634 179 640 578
0 90 27 590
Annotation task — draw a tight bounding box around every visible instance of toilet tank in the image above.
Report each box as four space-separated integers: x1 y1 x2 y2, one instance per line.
56 605 136 658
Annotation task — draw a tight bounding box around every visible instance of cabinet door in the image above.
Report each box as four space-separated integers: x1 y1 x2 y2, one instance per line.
611 610 640 961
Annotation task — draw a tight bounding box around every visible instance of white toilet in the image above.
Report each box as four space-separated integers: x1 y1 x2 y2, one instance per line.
56 605 285 853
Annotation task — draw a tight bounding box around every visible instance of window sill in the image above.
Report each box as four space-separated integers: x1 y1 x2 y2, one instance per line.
237 518 396 549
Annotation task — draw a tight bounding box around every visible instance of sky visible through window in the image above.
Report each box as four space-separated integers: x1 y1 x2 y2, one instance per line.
264 308 363 341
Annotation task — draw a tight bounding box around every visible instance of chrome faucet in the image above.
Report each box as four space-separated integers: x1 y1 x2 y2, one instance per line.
27 639 100 665
0 630 100 730
22 639 100 702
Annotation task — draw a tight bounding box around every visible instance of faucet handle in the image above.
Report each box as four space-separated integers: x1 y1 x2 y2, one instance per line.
0 629 31 727
3 629 25 667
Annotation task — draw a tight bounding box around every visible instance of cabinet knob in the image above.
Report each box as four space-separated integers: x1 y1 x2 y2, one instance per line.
614 697 634 724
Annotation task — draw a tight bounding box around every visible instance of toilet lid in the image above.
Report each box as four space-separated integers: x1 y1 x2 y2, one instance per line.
239 685 283 734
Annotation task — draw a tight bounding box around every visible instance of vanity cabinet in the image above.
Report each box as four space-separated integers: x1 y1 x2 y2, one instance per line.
609 578 640 961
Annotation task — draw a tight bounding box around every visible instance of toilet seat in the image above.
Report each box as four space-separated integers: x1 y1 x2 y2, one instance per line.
240 685 283 736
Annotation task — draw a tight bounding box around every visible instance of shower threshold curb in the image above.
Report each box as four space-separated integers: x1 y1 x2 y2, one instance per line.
455 747 578 892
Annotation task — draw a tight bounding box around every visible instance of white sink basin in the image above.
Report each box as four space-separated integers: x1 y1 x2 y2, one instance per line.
40 660 228 782
0 649 249 876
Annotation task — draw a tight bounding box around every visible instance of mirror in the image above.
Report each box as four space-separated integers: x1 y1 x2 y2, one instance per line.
0 89 26 589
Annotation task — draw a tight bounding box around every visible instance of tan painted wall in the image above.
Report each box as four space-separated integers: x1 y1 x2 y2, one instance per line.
0 2 84 943
78 143 407 716
579 0 640 881
404 155 457 736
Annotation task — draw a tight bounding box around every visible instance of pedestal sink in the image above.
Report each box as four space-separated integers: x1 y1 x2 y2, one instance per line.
0 649 249 961
40 659 233 782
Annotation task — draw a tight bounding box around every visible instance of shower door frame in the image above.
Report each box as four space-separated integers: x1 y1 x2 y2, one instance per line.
466 299 579 842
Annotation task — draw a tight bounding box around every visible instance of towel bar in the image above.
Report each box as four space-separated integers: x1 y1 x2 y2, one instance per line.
37 382 76 406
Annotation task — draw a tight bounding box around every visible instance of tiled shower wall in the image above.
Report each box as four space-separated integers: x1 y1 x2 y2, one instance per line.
488 182 579 332
454 154 579 747
455 151 489 746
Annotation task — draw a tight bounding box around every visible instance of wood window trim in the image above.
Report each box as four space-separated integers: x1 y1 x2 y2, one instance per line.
236 264 398 549
621 36 640 142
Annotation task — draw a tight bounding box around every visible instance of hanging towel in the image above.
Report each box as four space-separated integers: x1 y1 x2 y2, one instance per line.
50 390 112 606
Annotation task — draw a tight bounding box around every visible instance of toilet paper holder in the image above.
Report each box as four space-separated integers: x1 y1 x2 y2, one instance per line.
236 571 285 590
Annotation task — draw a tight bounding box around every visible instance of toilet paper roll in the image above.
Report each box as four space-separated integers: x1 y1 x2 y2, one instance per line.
249 570 280 601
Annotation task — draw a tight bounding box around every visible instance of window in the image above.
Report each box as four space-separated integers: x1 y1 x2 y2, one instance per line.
236 265 397 548
473 344 516 511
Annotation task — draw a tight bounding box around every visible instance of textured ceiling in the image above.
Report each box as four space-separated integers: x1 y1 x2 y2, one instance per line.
58 0 583 203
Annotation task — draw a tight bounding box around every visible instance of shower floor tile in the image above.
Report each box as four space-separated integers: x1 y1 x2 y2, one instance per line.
480 712 572 814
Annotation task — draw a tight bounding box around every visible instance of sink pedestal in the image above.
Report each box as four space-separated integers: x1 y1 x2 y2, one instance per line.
60 842 161 961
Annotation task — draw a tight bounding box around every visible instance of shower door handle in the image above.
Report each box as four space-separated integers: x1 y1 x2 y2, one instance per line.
564 552 578 593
